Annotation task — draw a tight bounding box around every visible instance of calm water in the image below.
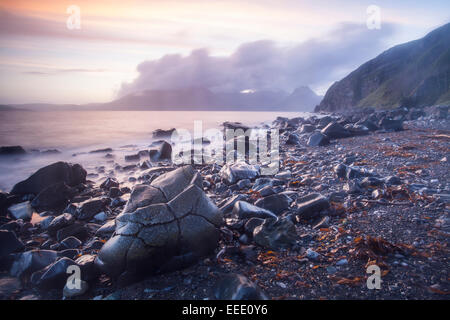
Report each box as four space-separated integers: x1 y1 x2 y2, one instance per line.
0 110 312 191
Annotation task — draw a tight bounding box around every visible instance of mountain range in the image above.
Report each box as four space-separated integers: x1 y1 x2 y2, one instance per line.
3 86 322 112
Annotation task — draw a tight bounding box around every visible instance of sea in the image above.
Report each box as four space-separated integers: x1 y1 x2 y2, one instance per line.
0 110 315 192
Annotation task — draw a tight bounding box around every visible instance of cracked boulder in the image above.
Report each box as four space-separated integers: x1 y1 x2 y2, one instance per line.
95 166 222 284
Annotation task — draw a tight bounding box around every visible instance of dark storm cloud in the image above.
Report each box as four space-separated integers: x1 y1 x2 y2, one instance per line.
118 22 396 96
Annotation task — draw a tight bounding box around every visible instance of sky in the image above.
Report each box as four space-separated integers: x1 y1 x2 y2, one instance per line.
0 0 449 105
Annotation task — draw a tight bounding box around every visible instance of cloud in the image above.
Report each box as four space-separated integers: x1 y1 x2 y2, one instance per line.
0 10 194 48
22 68 107 75
119 22 396 96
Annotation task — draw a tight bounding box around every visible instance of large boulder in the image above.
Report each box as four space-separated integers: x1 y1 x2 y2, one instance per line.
0 146 26 156
219 162 260 184
95 166 222 284
31 182 74 211
11 162 86 195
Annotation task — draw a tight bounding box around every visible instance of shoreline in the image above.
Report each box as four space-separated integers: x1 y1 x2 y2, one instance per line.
0 105 449 300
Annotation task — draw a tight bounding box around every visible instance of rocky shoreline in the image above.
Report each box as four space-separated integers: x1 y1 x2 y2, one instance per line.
0 105 449 300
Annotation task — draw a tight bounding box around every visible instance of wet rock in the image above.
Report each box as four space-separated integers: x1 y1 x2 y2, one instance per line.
10 250 58 278
244 218 265 235
60 236 82 250
214 273 267 300
0 230 24 257
0 146 26 156
296 193 330 220
306 248 320 261
152 128 176 139
253 217 297 250
7 202 33 221
356 119 379 131
149 141 172 162
232 201 277 220
38 216 54 231
95 166 222 284
56 223 89 242
385 176 402 185
218 194 247 214
252 178 274 191
108 187 122 198
63 280 89 298
0 192 7 216
254 193 292 215
77 198 106 220
344 124 369 136
321 122 351 139
89 148 113 154
125 154 140 162
222 122 250 131
307 132 330 146
31 182 74 211
33 257 78 290
95 220 115 236
47 213 75 235
237 179 251 189
219 162 260 184
379 117 403 131
100 178 119 190
343 180 362 194
74 254 98 281
11 162 87 196
93 211 108 222
300 124 315 133
286 133 300 145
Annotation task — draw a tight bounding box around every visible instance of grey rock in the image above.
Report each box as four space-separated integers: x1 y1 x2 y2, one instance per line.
60 236 82 250
379 117 403 131
219 162 260 184
10 250 58 277
321 122 351 139
253 217 297 250
8 202 33 221
214 273 267 300
307 132 330 147
0 230 24 257
31 182 73 211
232 201 277 220
100 178 119 190
286 133 300 145
95 166 222 284
33 257 78 290
254 193 292 215
218 194 247 214
11 162 86 196
63 280 89 298
296 193 330 220
47 213 75 234
77 198 106 220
